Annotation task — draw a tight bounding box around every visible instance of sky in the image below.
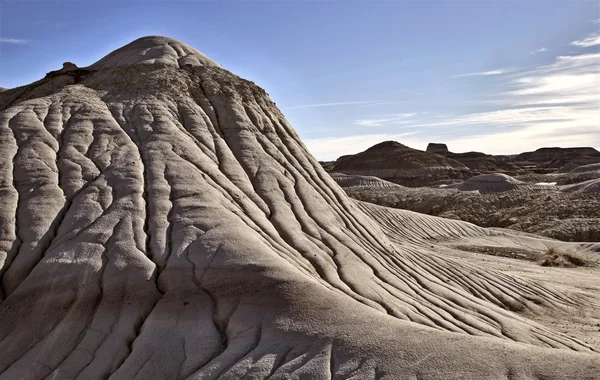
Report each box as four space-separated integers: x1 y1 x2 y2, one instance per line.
1 0 599 160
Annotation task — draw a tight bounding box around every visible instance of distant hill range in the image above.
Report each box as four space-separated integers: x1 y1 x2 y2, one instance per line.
514 147 600 169
323 141 600 187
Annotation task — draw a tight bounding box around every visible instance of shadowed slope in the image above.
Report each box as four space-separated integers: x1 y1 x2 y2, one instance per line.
0 37 599 379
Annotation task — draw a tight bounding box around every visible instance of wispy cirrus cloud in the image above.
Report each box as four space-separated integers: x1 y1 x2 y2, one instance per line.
282 100 384 110
0 37 29 44
506 52 600 106
571 32 600 48
408 50 599 135
530 47 548 55
451 69 511 78
355 113 417 127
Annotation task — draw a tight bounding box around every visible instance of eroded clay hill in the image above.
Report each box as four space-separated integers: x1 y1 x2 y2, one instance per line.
0 36 599 379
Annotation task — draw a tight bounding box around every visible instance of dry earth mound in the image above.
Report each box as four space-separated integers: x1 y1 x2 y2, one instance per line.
0 36 599 379
443 173 554 194
332 140 473 187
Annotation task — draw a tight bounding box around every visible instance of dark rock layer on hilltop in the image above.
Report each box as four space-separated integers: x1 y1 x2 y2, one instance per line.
332 141 473 187
426 142 449 154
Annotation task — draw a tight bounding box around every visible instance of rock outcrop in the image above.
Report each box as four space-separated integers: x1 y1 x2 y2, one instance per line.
0 36 599 379
332 141 473 187
425 142 448 154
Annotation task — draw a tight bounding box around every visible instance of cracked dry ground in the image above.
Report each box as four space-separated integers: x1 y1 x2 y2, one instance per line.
0 63 599 379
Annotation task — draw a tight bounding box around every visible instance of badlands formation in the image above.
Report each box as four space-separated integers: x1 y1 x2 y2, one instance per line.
1 36 600 379
332 141 473 187
331 142 600 186
332 141 600 241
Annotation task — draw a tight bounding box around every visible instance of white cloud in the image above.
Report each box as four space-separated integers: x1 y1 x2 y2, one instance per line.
505 53 600 106
530 47 548 55
282 100 384 110
408 49 599 139
354 113 416 127
571 32 600 47
0 38 28 44
452 69 510 78
407 106 587 128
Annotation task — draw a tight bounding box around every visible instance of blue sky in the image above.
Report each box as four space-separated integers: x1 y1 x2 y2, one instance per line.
1 0 598 160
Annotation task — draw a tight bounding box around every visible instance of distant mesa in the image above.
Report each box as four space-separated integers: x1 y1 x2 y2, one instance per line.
426 142 449 154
